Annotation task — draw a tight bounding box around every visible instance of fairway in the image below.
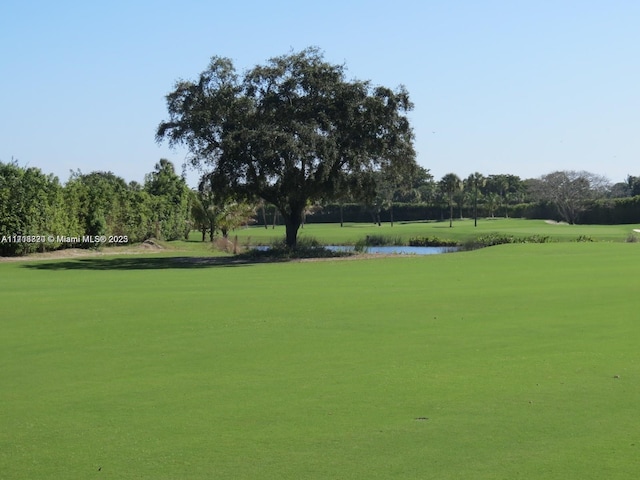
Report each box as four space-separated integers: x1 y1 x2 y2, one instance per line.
230 218 640 246
2 242 640 479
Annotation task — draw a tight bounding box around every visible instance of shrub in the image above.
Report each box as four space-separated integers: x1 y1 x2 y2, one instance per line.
626 233 640 243
461 233 515 250
461 233 554 251
241 236 351 260
522 234 552 244
353 238 369 253
363 235 404 246
408 236 458 247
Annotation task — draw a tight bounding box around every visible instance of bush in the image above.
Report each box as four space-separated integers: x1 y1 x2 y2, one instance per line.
408 236 458 247
576 235 595 243
363 235 403 246
461 233 515 250
626 233 640 243
461 233 554 251
353 238 369 253
522 234 552 244
241 236 352 261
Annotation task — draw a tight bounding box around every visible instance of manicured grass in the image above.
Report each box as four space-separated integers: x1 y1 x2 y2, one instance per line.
2 242 640 478
226 218 640 246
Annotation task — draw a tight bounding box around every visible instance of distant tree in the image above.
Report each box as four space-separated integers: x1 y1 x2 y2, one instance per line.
530 170 610 224
193 175 257 241
144 159 192 240
439 173 462 227
627 175 640 197
124 187 155 242
217 201 256 237
66 170 129 242
388 165 433 204
466 172 485 226
484 192 500 218
363 161 417 226
156 47 416 247
191 187 217 242
484 174 524 217
361 170 385 226
0 161 69 255
605 175 640 199
453 188 466 220
0 161 26 249
608 182 631 198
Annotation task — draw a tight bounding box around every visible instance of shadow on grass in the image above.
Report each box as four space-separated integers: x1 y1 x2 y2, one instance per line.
21 256 262 271
19 244 354 270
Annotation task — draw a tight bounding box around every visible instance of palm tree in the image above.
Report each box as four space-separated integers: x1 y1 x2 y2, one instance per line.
466 172 485 227
439 173 462 227
485 192 500 218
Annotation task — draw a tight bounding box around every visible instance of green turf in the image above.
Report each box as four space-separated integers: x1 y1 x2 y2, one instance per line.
227 218 640 245
2 242 640 478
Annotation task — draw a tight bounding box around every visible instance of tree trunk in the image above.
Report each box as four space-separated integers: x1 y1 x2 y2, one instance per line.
339 204 344 227
283 203 304 248
261 203 268 229
284 216 302 248
473 194 478 227
449 195 453 227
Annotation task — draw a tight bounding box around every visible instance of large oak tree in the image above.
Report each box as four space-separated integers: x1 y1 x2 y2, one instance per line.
156 47 416 247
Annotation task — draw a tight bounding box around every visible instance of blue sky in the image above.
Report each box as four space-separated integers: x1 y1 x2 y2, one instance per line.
1 0 638 187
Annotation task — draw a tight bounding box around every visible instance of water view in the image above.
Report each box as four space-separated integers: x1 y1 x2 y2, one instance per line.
326 245 457 255
254 245 457 255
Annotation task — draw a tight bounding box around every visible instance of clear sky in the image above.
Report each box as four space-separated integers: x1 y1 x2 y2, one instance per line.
1 0 638 187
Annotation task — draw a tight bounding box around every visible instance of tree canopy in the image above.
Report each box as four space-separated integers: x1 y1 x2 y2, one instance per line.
156 47 416 247
529 170 610 224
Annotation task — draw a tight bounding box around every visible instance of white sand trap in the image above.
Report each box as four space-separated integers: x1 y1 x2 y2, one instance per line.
633 229 640 233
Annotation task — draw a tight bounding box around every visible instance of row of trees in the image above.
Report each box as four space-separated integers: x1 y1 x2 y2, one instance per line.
1 159 190 256
351 168 640 228
0 158 260 256
2 155 638 256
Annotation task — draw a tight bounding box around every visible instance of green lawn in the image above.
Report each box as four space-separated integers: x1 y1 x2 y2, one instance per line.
2 241 640 478
225 218 640 246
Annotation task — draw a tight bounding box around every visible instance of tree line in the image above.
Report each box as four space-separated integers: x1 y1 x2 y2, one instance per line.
0 158 261 256
260 169 640 227
3 154 638 256
0 159 190 256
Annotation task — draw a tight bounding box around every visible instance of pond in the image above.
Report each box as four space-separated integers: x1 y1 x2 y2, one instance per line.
254 245 458 255
326 245 458 255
